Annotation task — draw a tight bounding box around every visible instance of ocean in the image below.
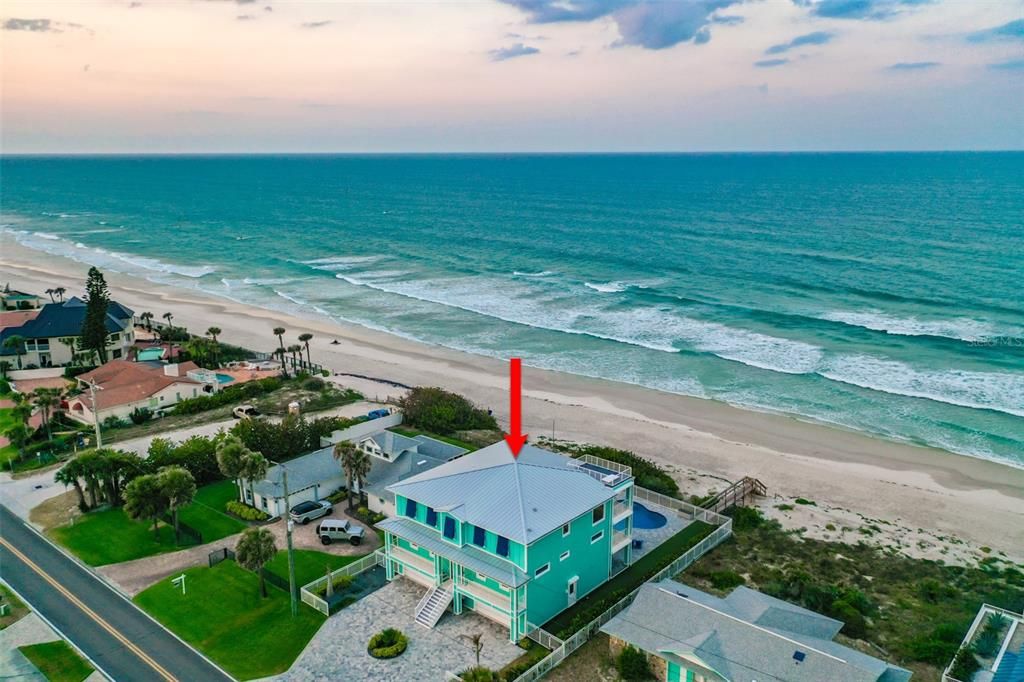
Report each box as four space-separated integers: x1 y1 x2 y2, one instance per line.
1 153 1022 468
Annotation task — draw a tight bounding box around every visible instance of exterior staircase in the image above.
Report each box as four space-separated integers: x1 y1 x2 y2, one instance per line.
704 476 767 514
414 583 453 629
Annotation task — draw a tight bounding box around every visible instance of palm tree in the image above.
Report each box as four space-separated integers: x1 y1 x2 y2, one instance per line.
298 333 313 368
236 527 277 598
162 313 176 358
207 326 222 367
239 451 269 510
32 386 62 441
333 440 370 511
55 459 87 509
287 344 302 370
0 360 11 379
140 311 154 332
45 288 55 303
216 435 250 503
58 337 79 366
123 473 168 539
272 327 287 376
158 466 196 544
54 287 66 303
2 335 27 370
3 424 30 467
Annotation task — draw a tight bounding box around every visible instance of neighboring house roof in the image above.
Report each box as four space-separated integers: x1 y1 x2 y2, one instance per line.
362 450 450 500
601 582 912 682
387 442 619 544
253 446 344 499
378 516 530 587
0 310 40 332
410 435 469 461
363 431 421 458
0 297 134 353
73 360 202 411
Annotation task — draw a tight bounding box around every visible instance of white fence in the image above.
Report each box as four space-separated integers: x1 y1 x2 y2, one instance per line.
633 486 730 527
299 549 386 615
512 517 733 682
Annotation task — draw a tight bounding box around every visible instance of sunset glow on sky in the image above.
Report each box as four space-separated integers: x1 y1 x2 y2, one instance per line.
2 0 1022 152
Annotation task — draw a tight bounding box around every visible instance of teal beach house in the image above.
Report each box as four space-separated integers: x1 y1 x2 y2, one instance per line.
377 442 636 641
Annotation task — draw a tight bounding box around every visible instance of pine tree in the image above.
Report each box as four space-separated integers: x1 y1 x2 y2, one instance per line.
81 267 111 364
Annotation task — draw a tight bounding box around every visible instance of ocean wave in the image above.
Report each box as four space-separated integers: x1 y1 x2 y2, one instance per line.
513 270 556 277
33 232 61 240
584 281 627 293
302 255 381 267
243 276 305 286
819 310 1019 343
2 227 216 279
819 355 1024 417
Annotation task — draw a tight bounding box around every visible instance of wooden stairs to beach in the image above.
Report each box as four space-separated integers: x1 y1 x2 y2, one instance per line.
703 476 767 514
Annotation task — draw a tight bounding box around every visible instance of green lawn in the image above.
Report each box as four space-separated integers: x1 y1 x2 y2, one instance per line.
51 481 247 566
543 520 715 638
265 549 364 587
389 427 478 452
177 479 247 541
18 641 94 682
134 561 325 680
0 405 19 467
1 582 29 630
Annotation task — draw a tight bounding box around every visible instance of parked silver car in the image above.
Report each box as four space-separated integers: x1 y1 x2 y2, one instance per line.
316 518 365 546
289 499 332 524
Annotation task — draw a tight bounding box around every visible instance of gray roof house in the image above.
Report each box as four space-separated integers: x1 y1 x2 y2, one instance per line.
602 581 912 682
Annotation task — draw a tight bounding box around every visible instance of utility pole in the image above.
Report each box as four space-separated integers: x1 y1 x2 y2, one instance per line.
84 378 103 448
270 460 298 617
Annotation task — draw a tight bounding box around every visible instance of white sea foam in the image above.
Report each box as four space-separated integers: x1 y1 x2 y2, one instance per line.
820 310 1018 343
302 255 381 268
513 270 556 277
584 281 627 293
819 355 1024 417
243 276 303 286
33 232 61 240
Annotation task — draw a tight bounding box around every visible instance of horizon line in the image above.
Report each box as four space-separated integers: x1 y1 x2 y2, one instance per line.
3 149 1023 158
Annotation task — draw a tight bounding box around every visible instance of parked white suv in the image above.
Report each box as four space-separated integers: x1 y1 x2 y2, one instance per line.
316 518 365 546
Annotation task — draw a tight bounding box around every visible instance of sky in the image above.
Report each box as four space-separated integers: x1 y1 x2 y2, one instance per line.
1 0 1022 153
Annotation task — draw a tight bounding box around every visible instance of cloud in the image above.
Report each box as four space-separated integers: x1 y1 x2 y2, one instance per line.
988 58 1024 71
300 20 331 29
755 58 789 67
3 18 55 32
489 43 540 61
887 61 939 70
498 0 743 50
966 19 1024 43
803 0 931 21
765 31 834 54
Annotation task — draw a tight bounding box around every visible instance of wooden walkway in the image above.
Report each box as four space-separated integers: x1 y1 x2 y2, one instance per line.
703 476 767 514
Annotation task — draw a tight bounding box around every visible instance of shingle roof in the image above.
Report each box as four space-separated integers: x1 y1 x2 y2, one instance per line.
0 297 133 351
362 450 450 500
387 442 618 544
365 431 421 457
252 445 344 499
410 435 469 461
378 516 530 587
601 582 912 682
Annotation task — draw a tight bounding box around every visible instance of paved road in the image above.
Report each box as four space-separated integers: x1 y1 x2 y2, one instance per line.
0 504 234 682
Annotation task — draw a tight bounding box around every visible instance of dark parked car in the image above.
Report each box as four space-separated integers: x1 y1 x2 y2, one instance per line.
289 499 333 524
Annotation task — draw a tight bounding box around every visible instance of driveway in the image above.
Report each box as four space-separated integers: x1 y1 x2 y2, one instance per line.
273 577 523 682
98 509 381 596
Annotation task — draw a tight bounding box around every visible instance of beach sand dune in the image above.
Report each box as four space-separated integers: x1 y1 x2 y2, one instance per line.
2 241 1022 564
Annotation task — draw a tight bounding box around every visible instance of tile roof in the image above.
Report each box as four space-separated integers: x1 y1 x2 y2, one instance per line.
378 516 530 587
75 360 202 410
387 442 618 545
601 581 912 682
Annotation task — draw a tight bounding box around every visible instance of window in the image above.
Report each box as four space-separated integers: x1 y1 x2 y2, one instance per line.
592 505 605 524
379 497 385 505
535 563 550 578
496 535 510 558
260 497 267 510
562 523 570 537
425 507 438 527
591 530 604 544
473 525 486 547
404 498 418 518
560 550 570 562
443 516 457 540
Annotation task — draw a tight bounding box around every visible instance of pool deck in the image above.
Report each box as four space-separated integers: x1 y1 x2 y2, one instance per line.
630 500 689 562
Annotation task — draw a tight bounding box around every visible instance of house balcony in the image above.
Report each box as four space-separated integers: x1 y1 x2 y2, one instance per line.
457 578 519 614
613 498 633 525
390 545 436 580
611 530 631 554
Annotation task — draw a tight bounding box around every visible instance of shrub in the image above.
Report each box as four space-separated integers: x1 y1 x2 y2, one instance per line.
102 415 129 429
709 570 745 590
321 369 330 377
148 434 225 486
949 646 980 681
302 376 325 391
173 376 282 416
398 387 498 435
728 506 764 532
129 407 153 425
830 599 868 639
0 379 10 394
357 506 369 518
459 667 499 682
225 500 269 521
974 629 1000 658
367 628 408 659
906 623 965 665
617 645 652 681
794 497 816 506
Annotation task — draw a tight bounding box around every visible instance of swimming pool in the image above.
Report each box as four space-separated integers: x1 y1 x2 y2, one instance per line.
136 347 165 361
616 502 668 530
215 373 235 384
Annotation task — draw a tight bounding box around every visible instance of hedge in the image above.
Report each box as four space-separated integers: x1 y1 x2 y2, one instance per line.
367 628 408 659
225 501 269 521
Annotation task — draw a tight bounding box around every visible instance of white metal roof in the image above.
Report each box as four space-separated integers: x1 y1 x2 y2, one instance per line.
387 441 618 545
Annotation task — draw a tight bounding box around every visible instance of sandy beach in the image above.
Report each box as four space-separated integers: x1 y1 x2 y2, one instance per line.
3 240 1022 564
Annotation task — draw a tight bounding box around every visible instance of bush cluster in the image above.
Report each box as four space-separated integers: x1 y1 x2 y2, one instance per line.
617 645 653 681
129 407 153 425
172 376 283 415
225 500 269 521
148 434 226 486
458 667 499 682
708 570 745 590
367 628 408 659
398 387 498 436
232 414 360 461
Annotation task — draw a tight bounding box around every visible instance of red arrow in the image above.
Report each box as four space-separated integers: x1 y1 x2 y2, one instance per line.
504 357 527 457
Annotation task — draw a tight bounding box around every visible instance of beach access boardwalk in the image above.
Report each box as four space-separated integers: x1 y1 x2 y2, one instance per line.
0 504 232 682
